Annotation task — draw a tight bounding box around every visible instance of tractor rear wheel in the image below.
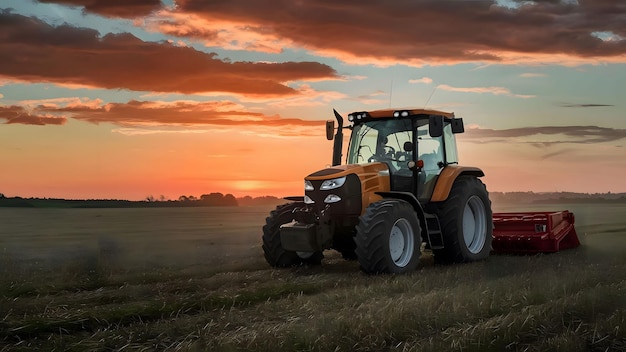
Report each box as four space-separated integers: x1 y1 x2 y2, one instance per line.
262 203 323 267
355 200 421 274
433 176 492 264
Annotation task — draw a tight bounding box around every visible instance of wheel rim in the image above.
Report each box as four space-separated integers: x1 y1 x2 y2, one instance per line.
463 195 487 254
388 218 414 267
296 251 314 259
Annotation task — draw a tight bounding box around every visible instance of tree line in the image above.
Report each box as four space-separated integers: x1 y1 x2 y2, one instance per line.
0 192 284 208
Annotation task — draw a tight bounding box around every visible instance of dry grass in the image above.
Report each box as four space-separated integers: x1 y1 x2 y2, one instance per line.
1 204 625 351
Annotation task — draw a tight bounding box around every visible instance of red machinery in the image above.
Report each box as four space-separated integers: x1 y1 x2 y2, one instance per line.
492 210 580 253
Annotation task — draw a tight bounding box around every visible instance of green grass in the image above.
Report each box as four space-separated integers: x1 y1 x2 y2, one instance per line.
1 204 625 351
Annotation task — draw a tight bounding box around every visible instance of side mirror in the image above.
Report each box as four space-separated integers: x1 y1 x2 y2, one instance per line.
326 120 335 140
403 141 413 152
451 118 464 134
429 115 443 137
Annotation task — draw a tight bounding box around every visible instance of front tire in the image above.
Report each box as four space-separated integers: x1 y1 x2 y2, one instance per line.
433 176 492 264
355 200 421 274
262 203 323 267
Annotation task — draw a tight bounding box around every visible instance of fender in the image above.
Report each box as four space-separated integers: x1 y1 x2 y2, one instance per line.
430 165 484 202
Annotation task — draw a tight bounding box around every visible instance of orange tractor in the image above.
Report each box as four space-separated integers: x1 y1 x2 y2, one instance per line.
262 109 579 274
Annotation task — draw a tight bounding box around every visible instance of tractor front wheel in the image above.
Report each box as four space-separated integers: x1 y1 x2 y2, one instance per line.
355 200 421 274
262 203 323 267
433 176 492 264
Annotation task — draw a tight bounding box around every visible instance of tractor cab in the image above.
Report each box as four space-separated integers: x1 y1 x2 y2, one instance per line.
340 109 464 202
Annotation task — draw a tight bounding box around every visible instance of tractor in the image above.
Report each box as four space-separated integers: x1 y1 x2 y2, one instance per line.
262 108 493 274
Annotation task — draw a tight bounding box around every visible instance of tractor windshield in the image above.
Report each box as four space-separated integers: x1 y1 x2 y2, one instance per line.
347 119 413 171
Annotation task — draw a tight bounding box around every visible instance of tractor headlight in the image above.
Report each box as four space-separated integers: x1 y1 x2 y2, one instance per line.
305 180 314 191
324 194 341 203
304 195 315 204
320 176 346 190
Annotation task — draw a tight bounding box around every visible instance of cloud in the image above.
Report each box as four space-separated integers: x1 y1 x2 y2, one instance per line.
0 11 338 95
539 149 574 160
519 73 546 78
409 77 433 84
36 0 163 18
130 0 626 66
461 125 626 145
437 84 535 98
0 98 325 136
559 103 614 108
0 105 67 125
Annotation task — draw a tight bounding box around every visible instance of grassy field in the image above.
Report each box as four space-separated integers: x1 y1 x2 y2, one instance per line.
0 203 625 351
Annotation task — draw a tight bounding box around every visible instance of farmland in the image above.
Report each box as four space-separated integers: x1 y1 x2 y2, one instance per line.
1 203 625 351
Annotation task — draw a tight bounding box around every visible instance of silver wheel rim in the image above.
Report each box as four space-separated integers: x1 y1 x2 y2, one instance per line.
296 251 314 259
388 218 414 267
463 195 487 254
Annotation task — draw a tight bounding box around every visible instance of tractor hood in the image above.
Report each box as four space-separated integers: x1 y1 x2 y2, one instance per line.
305 163 391 213
306 163 389 181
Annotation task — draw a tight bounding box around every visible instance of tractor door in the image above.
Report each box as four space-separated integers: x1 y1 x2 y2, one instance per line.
416 122 445 202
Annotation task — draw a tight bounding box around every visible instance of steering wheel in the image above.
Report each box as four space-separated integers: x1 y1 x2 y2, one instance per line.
368 146 397 163
383 146 396 157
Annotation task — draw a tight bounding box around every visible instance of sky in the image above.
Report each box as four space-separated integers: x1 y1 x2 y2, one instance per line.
0 0 625 200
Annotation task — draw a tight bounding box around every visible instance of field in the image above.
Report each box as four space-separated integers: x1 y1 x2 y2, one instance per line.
1 203 625 351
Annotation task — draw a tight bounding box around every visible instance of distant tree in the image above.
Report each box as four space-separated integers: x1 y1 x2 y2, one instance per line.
0 192 5 199
223 193 238 206
145 195 155 202
200 192 224 205
159 195 167 202
178 195 189 202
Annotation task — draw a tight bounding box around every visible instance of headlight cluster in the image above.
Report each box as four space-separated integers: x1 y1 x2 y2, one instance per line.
347 111 370 122
320 176 346 190
304 176 346 204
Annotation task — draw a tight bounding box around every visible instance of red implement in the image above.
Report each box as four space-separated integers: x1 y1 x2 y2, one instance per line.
492 210 580 254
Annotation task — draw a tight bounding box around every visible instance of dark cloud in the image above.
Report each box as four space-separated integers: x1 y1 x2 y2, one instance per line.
540 148 574 160
462 125 626 145
0 11 338 95
0 105 66 125
559 103 615 108
163 0 626 63
36 0 163 18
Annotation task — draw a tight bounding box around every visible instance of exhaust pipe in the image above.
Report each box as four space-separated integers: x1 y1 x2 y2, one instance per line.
331 109 343 166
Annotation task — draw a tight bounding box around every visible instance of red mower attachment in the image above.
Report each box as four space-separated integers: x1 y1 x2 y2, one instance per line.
492 211 580 254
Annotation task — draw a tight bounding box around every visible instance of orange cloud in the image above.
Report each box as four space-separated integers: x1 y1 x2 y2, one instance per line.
137 0 626 66
0 105 66 125
0 98 326 136
0 11 338 95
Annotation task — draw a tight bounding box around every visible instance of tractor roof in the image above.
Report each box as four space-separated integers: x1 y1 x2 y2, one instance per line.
349 108 455 121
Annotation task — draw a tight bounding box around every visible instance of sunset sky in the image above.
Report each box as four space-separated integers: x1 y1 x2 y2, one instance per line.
1 0 625 200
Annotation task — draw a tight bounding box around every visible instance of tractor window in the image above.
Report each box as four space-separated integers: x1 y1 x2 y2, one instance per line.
443 124 459 164
417 125 443 171
347 124 379 164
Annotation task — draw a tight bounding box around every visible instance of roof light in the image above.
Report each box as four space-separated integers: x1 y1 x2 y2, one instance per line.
393 110 410 118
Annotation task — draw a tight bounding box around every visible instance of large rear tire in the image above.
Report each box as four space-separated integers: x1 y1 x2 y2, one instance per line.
433 176 492 264
355 200 421 274
262 203 323 267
